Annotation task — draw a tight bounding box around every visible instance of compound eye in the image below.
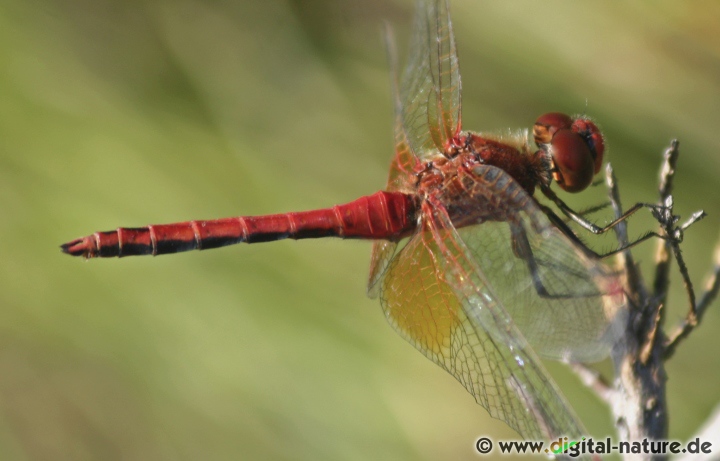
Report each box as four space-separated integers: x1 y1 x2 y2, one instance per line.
533 112 572 146
550 129 595 193
571 118 605 174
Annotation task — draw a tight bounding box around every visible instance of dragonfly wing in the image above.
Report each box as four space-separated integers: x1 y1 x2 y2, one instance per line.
367 111 414 296
368 240 398 298
367 119 413 295
400 0 461 157
369 26 423 297
371 0 463 294
380 200 586 440
382 24 421 194
445 165 626 362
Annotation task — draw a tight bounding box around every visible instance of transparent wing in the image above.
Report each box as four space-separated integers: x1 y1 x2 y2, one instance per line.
378 166 626 439
368 240 398 298
372 0 624 441
385 34 420 195
366 118 413 295
379 200 587 440
400 0 462 157
368 25 422 296
444 165 627 362
370 0 463 295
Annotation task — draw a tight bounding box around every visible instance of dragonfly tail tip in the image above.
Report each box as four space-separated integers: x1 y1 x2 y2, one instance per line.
60 237 93 258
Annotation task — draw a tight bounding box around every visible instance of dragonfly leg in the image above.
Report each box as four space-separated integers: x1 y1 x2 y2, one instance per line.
509 221 604 299
572 201 611 219
541 185 664 235
538 203 664 260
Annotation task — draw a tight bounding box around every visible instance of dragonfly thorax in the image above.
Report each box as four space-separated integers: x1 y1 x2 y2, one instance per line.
457 131 549 196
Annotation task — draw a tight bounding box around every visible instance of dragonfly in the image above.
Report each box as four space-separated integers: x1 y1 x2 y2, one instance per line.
62 0 633 442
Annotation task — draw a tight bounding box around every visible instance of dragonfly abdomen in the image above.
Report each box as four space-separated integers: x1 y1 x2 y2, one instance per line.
61 191 417 258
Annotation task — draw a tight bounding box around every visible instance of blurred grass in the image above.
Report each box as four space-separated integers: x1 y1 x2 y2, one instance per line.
1 0 719 460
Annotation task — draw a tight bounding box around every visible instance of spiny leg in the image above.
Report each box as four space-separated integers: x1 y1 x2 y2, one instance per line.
538 203 662 260
541 185 663 236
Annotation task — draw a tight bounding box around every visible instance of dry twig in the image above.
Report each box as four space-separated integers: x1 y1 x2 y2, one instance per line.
571 140 717 460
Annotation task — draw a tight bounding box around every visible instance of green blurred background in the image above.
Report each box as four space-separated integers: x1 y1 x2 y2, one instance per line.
1 0 719 460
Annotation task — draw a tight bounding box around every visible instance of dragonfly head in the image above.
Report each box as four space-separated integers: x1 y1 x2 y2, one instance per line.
533 112 605 193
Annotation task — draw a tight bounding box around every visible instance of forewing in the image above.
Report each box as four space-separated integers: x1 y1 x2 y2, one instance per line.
449 165 626 362
382 24 421 194
367 97 416 297
367 120 413 295
371 0 463 294
369 25 422 296
380 201 586 440
367 121 414 296
400 0 461 157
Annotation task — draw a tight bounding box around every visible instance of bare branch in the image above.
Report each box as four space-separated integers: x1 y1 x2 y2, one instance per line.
645 140 709 360
605 163 646 300
652 141 679 314
605 141 699 454
697 234 720 316
570 363 614 405
665 234 720 358
639 305 662 365
657 139 679 199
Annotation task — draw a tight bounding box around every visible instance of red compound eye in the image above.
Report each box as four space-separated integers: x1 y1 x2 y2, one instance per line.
533 112 572 146
571 117 605 174
533 112 606 192
549 129 595 193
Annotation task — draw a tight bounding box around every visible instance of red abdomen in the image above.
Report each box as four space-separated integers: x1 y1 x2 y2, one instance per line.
61 191 417 258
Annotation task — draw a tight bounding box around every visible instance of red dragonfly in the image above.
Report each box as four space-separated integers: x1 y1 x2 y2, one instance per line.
62 0 629 441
